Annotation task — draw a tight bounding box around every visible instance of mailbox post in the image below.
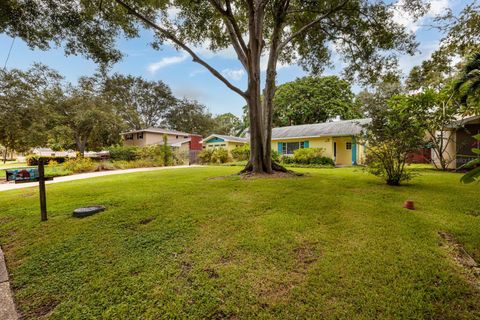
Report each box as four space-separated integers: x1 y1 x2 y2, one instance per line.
38 160 47 221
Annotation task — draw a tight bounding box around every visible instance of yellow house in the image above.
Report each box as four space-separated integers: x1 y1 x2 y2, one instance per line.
201 134 248 155
271 119 370 166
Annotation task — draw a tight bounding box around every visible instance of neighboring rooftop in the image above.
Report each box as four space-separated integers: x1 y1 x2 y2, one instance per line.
121 127 192 136
202 134 248 143
448 115 480 128
272 118 371 139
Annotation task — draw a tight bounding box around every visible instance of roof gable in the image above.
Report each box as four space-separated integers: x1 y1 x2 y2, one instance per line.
205 137 225 143
202 134 248 144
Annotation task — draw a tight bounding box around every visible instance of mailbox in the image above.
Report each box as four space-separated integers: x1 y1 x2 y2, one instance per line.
5 168 39 182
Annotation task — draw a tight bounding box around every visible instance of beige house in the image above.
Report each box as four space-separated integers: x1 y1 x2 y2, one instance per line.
201 134 248 155
121 128 203 152
432 115 480 169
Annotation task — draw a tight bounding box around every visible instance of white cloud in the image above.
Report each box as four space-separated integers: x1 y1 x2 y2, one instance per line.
392 0 451 33
194 42 238 60
222 68 245 81
260 53 291 72
147 53 188 74
398 40 440 72
429 0 450 15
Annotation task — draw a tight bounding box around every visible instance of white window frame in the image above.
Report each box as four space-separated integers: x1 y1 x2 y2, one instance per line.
282 141 305 155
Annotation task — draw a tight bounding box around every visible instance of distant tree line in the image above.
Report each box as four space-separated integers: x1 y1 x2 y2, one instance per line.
0 65 244 160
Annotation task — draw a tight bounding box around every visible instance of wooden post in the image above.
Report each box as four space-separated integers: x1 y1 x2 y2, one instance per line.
38 159 47 221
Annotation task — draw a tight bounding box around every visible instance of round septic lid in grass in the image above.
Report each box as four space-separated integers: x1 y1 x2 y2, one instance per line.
73 205 106 218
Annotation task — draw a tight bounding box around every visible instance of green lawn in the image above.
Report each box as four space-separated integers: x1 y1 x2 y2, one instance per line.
0 167 479 319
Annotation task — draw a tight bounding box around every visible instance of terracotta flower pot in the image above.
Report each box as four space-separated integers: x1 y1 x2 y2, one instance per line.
403 200 414 210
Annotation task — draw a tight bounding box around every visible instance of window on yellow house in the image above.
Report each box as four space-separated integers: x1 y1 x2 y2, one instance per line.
346 142 352 150
282 141 305 155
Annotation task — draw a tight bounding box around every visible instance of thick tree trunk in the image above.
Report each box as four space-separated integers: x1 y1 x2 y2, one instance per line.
2 147 7 164
241 0 290 175
244 2 270 174
75 135 87 157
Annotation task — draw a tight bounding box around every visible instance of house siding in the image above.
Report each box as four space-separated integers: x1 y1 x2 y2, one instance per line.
123 132 191 147
272 135 366 166
204 141 245 156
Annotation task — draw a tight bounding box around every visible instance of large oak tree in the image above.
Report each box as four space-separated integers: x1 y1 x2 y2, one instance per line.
2 0 427 173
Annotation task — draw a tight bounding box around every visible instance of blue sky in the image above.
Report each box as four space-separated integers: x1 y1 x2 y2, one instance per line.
0 0 469 117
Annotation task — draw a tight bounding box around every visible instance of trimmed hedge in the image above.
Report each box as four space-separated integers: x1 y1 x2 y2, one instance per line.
282 148 335 166
107 146 140 161
26 155 68 166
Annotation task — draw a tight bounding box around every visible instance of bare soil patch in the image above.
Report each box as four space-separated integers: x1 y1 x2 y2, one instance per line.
439 231 480 288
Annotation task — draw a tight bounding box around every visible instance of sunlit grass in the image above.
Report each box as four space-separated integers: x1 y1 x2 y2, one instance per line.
0 166 479 319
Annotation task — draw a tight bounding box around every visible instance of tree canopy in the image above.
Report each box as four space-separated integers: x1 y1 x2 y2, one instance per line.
164 99 217 137
272 76 361 126
0 64 62 162
103 74 177 130
0 0 427 173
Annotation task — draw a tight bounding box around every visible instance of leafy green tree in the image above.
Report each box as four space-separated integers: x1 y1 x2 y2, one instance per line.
454 52 480 110
48 77 125 155
0 64 62 163
406 51 458 92
213 113 243 136
435 2 480 60
103 74 177 129
409 88 462 170
356 73 404 116
272 76 361 126
407 2 480 92
0 0 425 173
164 99 216 137
364 95 426 186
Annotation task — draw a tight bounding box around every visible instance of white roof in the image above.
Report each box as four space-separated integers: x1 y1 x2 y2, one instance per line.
272 118 371 139
448 115 480 128
121 127 191 136
170 139 191 147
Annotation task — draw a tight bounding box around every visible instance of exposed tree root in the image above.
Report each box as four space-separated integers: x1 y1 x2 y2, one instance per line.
239 161 303 177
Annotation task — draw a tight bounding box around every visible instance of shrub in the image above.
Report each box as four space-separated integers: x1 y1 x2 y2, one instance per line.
271 150 281 163
107 146 140 161
95 161 115 171
198 149 214 164
63 157 96 173
26 155 68 166
231 144 280 163
47 160 59 167
364 95 425 185
112 159 163 169
173 149 189 165
137 145 161 160
231 144 250 161
292 148 325 164
211 149 229 164
310 156 335 166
